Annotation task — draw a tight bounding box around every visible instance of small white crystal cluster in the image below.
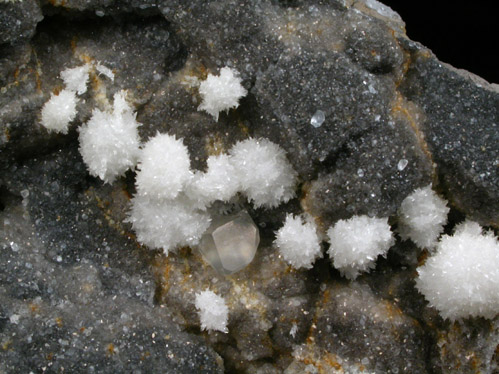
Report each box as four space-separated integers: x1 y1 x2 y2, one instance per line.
198 67 247 121
228 138 297 208
195 289 229 333
397 185 449 249
274 214 322 269
40 62 115 134
416 221 499 320
327 215 395 280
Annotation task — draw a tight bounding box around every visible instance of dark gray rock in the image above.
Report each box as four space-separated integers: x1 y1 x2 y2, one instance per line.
311 282 428 373
344 16 405 75
399 46 499 227
0 0 43 45
303 113 433 228
0 144 223 373
250 48 396 180
160 0 284 81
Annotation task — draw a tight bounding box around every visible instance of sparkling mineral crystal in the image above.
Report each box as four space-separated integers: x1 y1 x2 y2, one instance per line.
199 210 260 275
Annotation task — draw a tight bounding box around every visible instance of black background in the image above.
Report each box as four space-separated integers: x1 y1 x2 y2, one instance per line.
382 2 497 83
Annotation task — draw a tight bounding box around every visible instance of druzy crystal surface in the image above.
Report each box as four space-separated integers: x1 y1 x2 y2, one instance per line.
199 211 260 275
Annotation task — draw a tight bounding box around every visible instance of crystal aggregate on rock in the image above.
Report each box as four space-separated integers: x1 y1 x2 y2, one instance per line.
1 0 498 372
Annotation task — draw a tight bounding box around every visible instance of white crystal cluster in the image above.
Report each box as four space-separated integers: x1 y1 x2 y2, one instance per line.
127 194 211 252
40 89 79 134
327 215 394 280
126 134 211 255
398 185 449 249
273 182 499 321
78 91 141 184
40 62 113 134
198 67 247 121
416 221 499 320
274 214 322 269
229 138 297 208
60 64 91 95
128 136 297 255
187 154 240 206
275 185 446 279
195 290 229 333
274 212 395 279
135 133 193 200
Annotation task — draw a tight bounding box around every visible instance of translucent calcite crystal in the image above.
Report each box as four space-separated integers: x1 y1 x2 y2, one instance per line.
199 210 260 275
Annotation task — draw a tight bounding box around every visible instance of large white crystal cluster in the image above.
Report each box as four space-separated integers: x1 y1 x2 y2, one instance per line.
135 133 192 200
126 133 211 255
416 221 499 320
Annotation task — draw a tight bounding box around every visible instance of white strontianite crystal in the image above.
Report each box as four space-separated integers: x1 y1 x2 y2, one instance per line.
310 110 325 128
60 64 90 95
95 62 115 81
398 185 449 249
126 194 211 255
199 211 259 275
40 89 78 134
195 290 229 333
416 221 499 320
327 215 394 280
274 214 322 269
397 158 408 171
78 90 141 184
229 138 298 208
198 67 247 121
135 133 192 200
186 154 240 207
9 314 20 324
289 322 298 338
